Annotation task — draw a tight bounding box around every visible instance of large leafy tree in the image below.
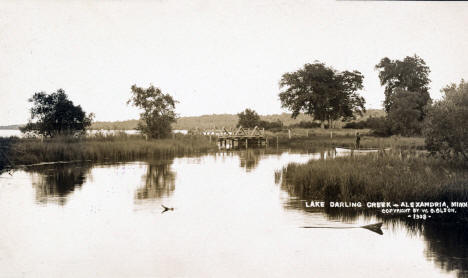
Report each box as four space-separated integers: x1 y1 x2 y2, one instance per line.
279 62 365 128
424 80 468 160
128 84 177 139
375 55 431 118
387 88 425 136
21 89 94 137
237 108 260 128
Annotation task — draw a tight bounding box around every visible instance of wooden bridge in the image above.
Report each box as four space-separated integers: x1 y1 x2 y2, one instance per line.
205 126 267 149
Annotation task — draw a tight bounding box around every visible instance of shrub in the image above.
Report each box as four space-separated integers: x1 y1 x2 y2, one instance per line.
424 80 468 161
258 119 283 130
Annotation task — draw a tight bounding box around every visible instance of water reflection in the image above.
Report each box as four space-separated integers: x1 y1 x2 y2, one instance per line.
424 223 468 278
238 149 262 171
30 163 92 205
280 173 468 278
2 150 465 277
135 160 176 200
235 148 323 172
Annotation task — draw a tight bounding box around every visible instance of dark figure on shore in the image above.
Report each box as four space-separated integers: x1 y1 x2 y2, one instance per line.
356 132 361 149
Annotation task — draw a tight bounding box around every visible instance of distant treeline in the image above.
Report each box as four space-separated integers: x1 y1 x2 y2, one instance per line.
91 120 140 130
1 110 385 131
343 116 390 135
89 110 385 130
0 125 22 130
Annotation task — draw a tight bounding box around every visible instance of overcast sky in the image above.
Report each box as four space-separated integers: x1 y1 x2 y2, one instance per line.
1 0 467 125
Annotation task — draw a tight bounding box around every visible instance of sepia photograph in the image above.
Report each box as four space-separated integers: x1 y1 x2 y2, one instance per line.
1 0 468 277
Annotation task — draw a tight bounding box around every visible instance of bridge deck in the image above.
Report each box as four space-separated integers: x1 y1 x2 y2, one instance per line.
206 126 267 149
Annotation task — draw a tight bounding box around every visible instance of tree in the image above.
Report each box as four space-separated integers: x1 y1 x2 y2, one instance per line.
423 80 468 161
21 89 94 137
237 109 260 128
279 62 365 128
375 55 431 118
127 84 177 139
387 88 426 136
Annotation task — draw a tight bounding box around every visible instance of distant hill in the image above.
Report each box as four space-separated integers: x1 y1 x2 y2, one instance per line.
172 109 385 129
91 120 140 130
0 124 21 130
1 110 385 131
173 113 315 129
90 109 385 130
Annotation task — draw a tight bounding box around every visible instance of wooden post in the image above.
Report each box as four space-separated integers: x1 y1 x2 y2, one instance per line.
245 138 248 149
276 136 279 148
288 129 291 140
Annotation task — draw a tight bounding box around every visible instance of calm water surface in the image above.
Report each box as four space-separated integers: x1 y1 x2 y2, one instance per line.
0 150 466 278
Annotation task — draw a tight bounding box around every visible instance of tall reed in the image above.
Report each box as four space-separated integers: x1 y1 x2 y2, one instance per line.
281 152 468 203
1 134 217 168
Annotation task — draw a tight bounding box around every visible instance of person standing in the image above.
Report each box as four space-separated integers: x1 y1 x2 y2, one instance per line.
356 132 361 149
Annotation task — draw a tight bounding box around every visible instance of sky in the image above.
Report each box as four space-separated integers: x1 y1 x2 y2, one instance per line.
1 0 468 125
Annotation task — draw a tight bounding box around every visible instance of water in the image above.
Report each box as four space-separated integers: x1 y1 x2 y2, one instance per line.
0 150 466 278
0 129 188 137
0 130 22 137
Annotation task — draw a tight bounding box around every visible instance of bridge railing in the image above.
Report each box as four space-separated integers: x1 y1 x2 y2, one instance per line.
189 126 265 137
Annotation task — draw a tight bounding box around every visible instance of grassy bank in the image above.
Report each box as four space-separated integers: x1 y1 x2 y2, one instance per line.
266 128 425 150
0 134 217 171
280 152 468 221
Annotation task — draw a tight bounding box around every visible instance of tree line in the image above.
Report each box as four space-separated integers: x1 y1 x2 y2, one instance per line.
19 54 468 161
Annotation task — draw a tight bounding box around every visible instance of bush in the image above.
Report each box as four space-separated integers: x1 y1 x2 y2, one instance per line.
258 119 283 130
344 116 393 137
424 80 468 161
367 117 393 137
343 120 368 129
290 121 321 129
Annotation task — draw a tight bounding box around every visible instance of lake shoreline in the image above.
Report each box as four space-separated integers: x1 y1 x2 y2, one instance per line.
279 151 468 223
0 134 218 172
1 129 426 171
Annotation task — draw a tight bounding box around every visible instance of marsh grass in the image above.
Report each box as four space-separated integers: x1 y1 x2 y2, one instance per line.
266 128 425 150
280 152 468 204
0 133 216 169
